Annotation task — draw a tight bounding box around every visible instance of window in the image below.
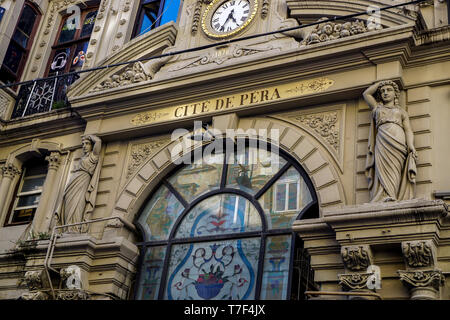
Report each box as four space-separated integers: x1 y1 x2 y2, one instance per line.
135 141 318 300
6 159 48 225
0 2 41 85
132 0 181 38
47 5 98 77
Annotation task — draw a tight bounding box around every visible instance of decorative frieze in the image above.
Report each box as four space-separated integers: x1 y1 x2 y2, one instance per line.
20 291 49 300
402 240 435 268
57 290 90 300
398 270 445 292
169 44 278 71
338 272 375 291
341 245 373 271
300 18 383 47
127 138 170 178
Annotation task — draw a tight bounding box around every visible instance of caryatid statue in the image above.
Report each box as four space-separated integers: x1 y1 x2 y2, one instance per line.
363 80 417 202
59 135 101 232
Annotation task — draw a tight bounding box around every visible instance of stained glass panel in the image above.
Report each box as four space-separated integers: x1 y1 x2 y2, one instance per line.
259 167 313 229
226 147 286 195
80 10 97 38
137 185 185 241
175 194 261 239
58 17 77 43
137 246 166 300
168 153 224 203
165 238 260 300
260 235 292 300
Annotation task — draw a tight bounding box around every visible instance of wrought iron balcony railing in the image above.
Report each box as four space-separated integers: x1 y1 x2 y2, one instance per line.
11 73 79 119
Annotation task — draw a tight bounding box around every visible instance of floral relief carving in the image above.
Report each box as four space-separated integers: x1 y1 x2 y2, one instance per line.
91 55 172 92
338 273 374 291
341 245 372 271
398 270 445 291
287 111 340 152
300 18 382 47
127 138 170 178
402 240 434 268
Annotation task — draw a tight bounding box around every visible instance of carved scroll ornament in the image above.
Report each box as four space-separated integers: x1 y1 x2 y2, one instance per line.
341 246 372 271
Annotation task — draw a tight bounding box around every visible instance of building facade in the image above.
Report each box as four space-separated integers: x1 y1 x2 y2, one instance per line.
0 0 449 300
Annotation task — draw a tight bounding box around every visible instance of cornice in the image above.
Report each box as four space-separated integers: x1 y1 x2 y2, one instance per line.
70 24 419 113
0 110 85 147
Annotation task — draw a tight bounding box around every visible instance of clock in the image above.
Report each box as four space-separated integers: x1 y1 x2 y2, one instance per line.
202 0 258 39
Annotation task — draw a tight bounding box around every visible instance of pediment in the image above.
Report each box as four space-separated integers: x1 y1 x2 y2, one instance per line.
67 22 178 99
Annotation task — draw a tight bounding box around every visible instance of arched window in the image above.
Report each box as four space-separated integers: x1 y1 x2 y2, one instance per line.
135 141 318 300
0 2 41 85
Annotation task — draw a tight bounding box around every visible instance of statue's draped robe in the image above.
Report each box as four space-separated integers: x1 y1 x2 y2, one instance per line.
365 105 417 202
61 152 99 232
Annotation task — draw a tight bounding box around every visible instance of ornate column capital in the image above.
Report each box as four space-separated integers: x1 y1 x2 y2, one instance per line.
398 270 445 291
341 245 373 271
338 273 374 291
1 162 21 179
45 152 61 171
401 240 436 269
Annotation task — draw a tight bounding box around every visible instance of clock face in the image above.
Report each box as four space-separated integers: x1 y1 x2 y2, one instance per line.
211 0 251 34
202 0 258 39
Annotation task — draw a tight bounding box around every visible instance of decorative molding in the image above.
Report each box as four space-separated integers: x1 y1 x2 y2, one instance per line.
91 62 150 92
91 55 172 92
300 18 383 47
402 240 435 268
191 0 203 35
338 272 374 291
398 270 445 291
291 111 339 152
20 291 50 300
261 0 269 19
169 44 278 71
1 163 21 179
127 138 171 178
341 245 372 271
130 111 171 126
56 290 90 300
23 270 44 290
285 77 335 95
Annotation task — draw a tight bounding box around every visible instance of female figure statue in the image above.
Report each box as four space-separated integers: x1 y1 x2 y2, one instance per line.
60 135 101 232
363 80 417 202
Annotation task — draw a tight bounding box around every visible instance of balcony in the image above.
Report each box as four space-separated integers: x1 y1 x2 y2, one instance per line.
10 74 79 119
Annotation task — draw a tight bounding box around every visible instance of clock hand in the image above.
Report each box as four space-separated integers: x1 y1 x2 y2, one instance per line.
220 10 235 31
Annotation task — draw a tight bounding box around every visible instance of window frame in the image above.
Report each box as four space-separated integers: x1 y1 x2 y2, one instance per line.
4 159 48 226
132 0 165 39
45 4 99 76
133 139 319 300
0 2 41 85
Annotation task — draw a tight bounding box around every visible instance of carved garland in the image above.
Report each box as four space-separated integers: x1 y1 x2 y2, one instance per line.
398 270 445 291
300 18 383 47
